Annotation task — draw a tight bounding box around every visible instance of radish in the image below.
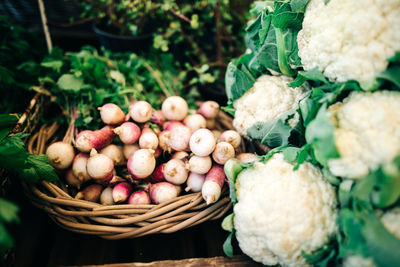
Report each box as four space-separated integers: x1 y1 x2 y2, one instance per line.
236 153 259 163
212 130 222 140
112 182 132 203
202 165 225 205
152 163 166 183
114 122 141 145
99 103 125 125
75 126 115 153
188 155 212 174
198 101 219 119
189 129 216 156
171 151 189 160
87 149 114 184
185 173 205 193
75 184 103 202
150 110 166 125
128 191 151 205
205 119 216 129
139 127 159 150
65 169 82 189
72 153 91 182
149 182 180 204
100 187 115 205
122 144 139 160
127 149 156 179
220 130 241 149
158 131 172 152
168 125 192 152
212 142 235 165
183 114 206 131
161 96 188 121
163 159 189 185
100 144 125 165
163 121 184 131
153 147 162 158
46 141 75 170
129 101 152 123
108 175 126 187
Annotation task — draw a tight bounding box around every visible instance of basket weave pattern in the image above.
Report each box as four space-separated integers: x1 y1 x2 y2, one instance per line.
24 111 240 239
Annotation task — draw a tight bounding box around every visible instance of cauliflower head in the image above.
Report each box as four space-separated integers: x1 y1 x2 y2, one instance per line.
233 75 309 136
297 0 400 90
234 153 338 267
327 91 400 179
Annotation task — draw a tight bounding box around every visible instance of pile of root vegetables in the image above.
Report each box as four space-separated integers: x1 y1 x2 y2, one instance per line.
46 96 251 206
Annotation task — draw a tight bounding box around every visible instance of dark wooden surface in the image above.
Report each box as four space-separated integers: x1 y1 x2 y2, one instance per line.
8 182 255 267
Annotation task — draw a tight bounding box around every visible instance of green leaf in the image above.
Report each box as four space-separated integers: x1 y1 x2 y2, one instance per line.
0 199 19 223
282 146 301 163
0 114 18 141
225 57 256 102
0 222 14 253
224 158 250 204
223 231 235 258
40 60 63 73
221 213 234 232
290 0 310 12
290 68 328 87
377 65 400 88
57 74 85 92
19 154 58 183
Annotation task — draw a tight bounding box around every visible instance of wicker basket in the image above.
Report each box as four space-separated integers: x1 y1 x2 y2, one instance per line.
23 108 249 239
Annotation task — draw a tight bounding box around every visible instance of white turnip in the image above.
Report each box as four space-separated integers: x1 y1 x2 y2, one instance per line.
65 169 82 189
220 130 241 149
99 103 125 125
187 155 212 174
127 149 156 179
87 149 114 184
100 144 125 165
122 144 139 160
189 129 216 156
72 153 91 182
149 182 180 204
129 101 152 123
185 173 205 193
46 141 75 170
112 182 132 203
183 114 206 131
114 122 141 145
212 142 235 165
236 153 259 163
75 184 103 202
150 110 166 125
163 159 188 185
198 101 219 119
202 165 225 205
151 163 166 183
75 126 115 153
161 96 188 121
100 187 115 205
171 151 189 161
168 125 192 152
128 191 151 205
158 131 171 153
139 127 159 150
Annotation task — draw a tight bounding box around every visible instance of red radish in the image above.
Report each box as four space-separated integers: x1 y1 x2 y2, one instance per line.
149 182 180 204
236 153 259 163
100 144 125 165
220 130 241 149
168 125 192 152
127 149 156 179
161 96 188 121
205 119 216 129
72 153 91 182
75 126 115 153
212 142 235 165
212 130 222 140
183 114 206 131
112 182 132 203
87 149 114 184
114 122 141 145
189 129 216 156
139 128 159 150
198 101 219 119
163 159 189 185
65 169 82 189
171 151 189 160
185 173 206 192
129 101 152 123
122 144 139 160
46 141 75 170
75 184 103 202
99 103 125 125
153 147 162 158
152 163 166 182
108 175 126 186
100 187 115 205
128 191 151 205
163 121 184 131
150 110 166 125
158 131 171 152
202 165 225 205
188 155 212 174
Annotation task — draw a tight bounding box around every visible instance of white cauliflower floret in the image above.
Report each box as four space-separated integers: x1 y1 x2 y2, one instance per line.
233 75 309 136
327 91 400 179
234 153 338 267
343 207 400 267
297 0 400 89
